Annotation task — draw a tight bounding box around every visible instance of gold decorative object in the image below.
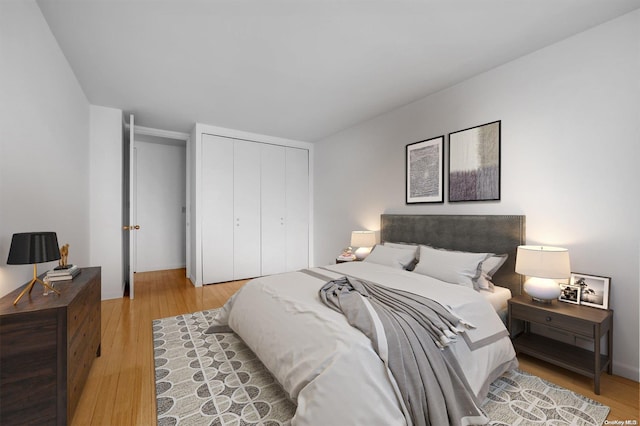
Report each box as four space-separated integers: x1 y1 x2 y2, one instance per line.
59 244 69 267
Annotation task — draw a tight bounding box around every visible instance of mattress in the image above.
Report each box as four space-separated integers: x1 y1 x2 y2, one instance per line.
480 285 512 324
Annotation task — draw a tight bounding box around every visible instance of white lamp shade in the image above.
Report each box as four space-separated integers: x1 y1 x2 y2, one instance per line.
516 245 570 302
515 245 570 279
350 231 376 248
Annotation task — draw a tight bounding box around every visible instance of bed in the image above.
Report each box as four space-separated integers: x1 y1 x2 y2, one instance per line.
380 214 525 324
209 214 526 425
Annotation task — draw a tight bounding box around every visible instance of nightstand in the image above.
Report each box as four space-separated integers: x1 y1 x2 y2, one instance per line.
508 295 613 394
336 258 361 264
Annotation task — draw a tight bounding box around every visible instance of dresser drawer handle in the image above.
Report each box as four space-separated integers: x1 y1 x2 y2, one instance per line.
545 316 552 322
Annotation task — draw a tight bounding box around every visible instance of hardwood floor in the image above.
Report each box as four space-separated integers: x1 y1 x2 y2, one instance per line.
71 269 246 426
72 268 639 425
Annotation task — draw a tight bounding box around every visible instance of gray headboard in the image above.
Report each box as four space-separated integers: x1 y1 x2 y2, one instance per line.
380 214 526 295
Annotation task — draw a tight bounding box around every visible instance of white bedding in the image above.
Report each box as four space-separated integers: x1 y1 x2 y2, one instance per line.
212 261 517 425
480 285 512 324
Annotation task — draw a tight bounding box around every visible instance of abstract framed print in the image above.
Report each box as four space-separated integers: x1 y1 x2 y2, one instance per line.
449 120 500 202
406 135 444 204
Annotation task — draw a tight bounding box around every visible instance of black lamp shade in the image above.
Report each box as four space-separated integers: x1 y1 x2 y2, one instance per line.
7 232 61 265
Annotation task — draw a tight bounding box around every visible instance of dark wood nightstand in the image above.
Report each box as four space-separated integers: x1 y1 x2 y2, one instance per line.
508 295 613 394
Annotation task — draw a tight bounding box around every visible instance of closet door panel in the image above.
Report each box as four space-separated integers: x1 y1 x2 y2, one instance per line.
286 147 309 271
201 134 234 284
233 140 262 280
261 144 286 275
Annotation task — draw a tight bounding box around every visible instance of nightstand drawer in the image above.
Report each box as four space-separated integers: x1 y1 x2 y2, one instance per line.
510 303 593 337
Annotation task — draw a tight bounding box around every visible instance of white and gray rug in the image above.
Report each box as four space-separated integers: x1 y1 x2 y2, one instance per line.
153 309 610 426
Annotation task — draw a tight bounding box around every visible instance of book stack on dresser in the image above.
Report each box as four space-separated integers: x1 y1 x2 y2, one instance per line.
46 264 81 282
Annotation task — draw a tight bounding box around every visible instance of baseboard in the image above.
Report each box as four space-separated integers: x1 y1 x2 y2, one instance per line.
613 361 640 382
136 264 186 273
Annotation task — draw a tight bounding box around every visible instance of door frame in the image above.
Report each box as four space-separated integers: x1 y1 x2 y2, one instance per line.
123 124 190 293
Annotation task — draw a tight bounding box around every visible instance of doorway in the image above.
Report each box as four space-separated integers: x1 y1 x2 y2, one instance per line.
134 134 186 273
123 119 188 299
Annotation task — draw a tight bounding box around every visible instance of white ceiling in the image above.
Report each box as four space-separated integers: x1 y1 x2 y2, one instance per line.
38 0 640 142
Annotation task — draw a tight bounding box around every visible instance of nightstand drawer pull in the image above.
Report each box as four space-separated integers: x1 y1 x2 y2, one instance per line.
546 316 552 322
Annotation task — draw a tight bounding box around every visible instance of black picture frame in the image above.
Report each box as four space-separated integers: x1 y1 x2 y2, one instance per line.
406 135 444 204
449 120 501 202
559 283 581 304
570 272 611 309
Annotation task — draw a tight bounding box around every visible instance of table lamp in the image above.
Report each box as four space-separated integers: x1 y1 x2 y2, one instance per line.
351 231 376 260
515 245 570 303
7 232 61 305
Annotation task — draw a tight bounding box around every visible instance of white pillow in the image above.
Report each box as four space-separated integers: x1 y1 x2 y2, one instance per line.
413 245 490 289
382 242 419 270
477 254 508 291
363 245 417 269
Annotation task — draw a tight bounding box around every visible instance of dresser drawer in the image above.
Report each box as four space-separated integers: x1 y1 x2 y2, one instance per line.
66 272 101 421
67 277 99 340
511 303 593 337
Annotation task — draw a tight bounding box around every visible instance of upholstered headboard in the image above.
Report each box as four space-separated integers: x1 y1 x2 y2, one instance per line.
380 214 526 295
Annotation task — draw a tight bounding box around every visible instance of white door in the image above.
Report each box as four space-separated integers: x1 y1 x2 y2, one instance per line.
233 140 261 279
261 144 286 275
201 134 234 284
286 147 309 271
123 114 138 299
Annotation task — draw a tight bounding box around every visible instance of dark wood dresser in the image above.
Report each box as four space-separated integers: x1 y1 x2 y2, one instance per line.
0 267 101 425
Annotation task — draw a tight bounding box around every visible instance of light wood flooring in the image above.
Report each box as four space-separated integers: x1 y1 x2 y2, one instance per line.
72 268 639 425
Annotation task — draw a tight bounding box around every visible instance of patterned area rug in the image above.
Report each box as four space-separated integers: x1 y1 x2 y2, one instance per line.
153 310 610 425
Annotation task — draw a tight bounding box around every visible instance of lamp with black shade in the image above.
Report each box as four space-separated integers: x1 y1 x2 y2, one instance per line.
7 232 61 305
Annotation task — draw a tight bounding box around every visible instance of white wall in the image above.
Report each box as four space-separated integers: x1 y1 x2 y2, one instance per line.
89 105 123 300
134 136 186 272
315 11 640 380
0 1 90 297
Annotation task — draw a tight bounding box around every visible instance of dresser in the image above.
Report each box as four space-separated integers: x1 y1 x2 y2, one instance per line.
0 267 101 425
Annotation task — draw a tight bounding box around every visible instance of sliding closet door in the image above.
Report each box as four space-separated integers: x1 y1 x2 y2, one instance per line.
233 140 262 279
201 134 234 284
286 147 309 271
261 144 286 275
200 135 308 284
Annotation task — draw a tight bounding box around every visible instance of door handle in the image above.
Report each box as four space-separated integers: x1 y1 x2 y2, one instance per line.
123 225 141 230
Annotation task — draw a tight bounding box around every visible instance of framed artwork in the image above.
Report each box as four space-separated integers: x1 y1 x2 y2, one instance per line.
558 283 581 304
570 272 611 309
406 135 444 204
449 120 501 202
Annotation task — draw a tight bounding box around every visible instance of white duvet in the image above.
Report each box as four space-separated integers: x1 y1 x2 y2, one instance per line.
212 261 517 425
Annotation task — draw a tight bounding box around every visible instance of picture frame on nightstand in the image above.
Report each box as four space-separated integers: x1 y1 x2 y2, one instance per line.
570 272 611 309
558 283 581 304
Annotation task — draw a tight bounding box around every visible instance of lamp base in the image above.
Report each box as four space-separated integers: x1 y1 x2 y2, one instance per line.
13 264 60 305
523 277 561 304
529 296 554 304
354 247 372 260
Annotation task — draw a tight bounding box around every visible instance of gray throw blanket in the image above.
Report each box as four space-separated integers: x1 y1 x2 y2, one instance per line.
319 276 489 426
